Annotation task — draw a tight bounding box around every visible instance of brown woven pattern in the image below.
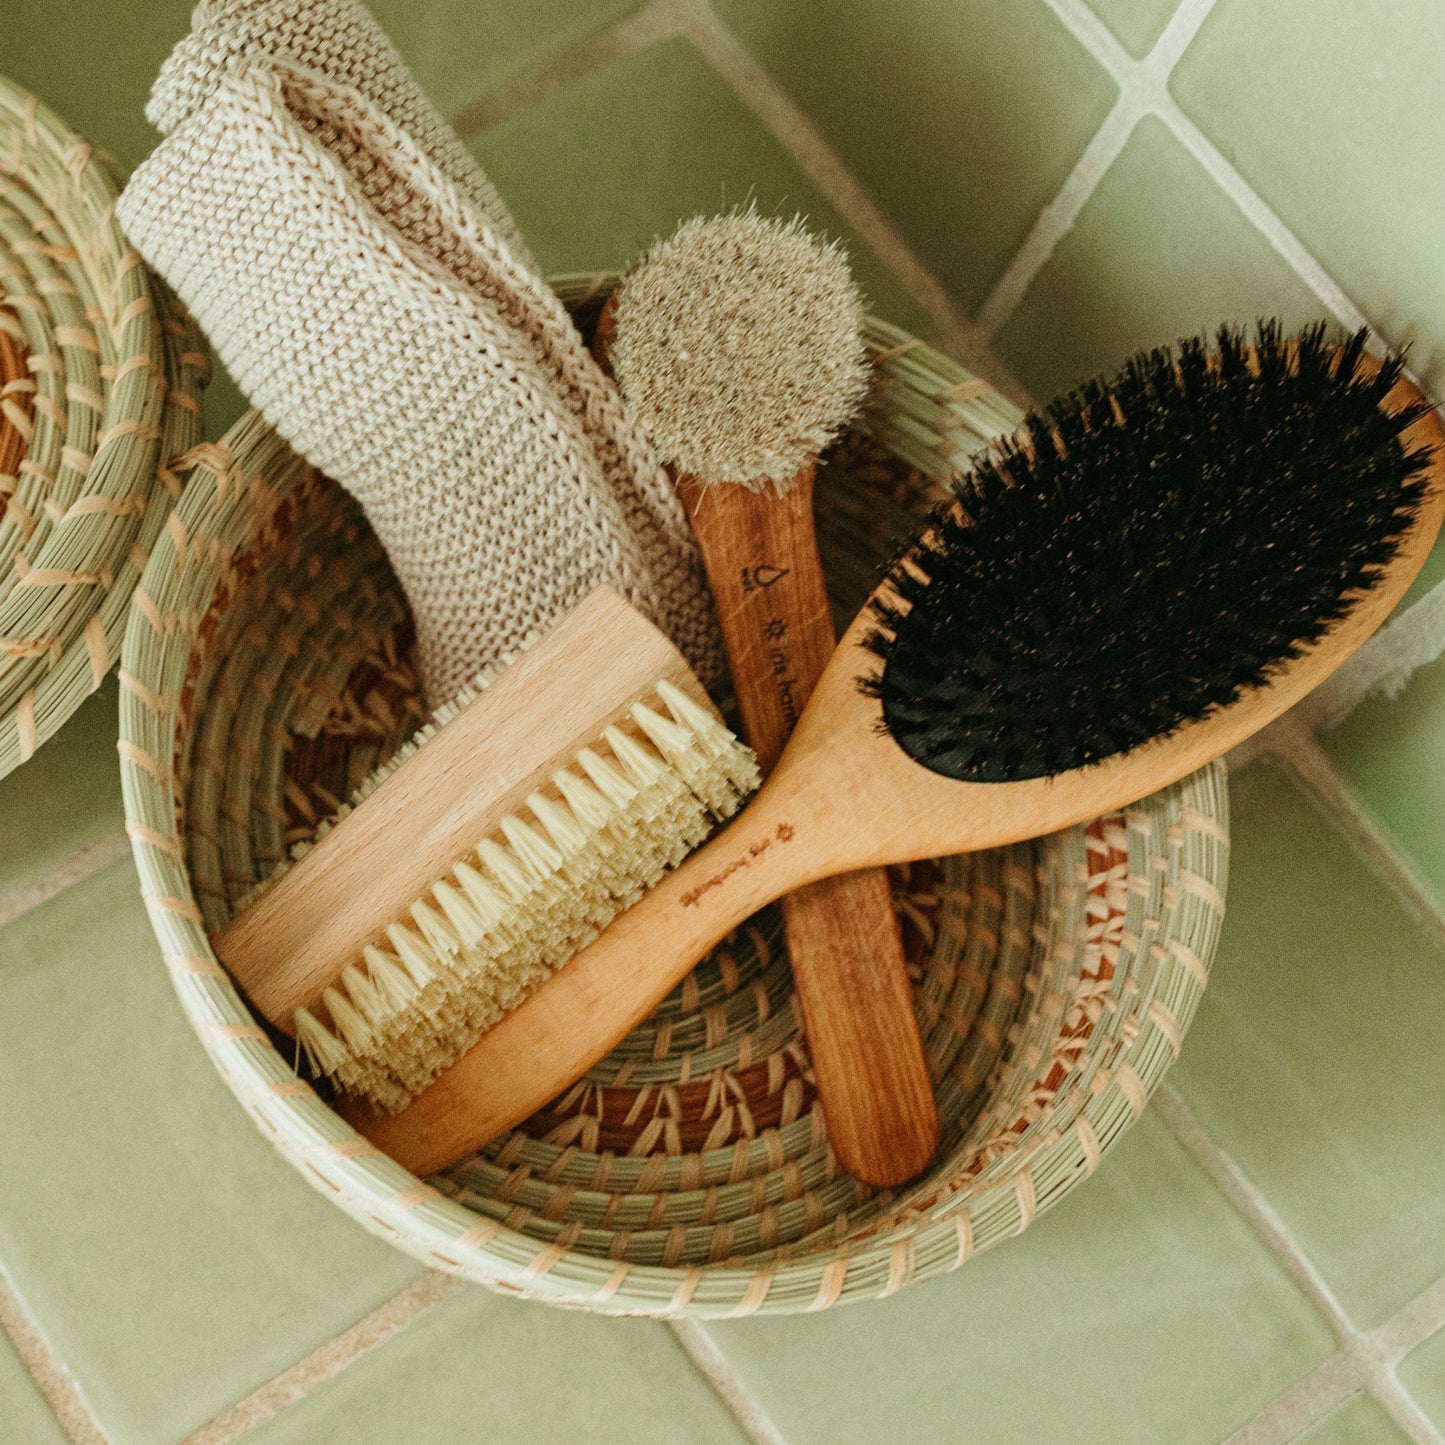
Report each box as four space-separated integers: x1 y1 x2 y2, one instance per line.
0 308 32 526
0 77 208 774
119 298 1228 1315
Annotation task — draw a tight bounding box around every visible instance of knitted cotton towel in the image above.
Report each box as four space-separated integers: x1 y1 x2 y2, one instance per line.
117 60 722 703
147 0 535 271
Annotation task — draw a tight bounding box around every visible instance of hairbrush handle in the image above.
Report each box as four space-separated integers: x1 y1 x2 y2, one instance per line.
675 474 937 1185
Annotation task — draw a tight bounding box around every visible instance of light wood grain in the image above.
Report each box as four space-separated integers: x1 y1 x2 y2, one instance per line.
346 369 1445 1177
215 588 718 1025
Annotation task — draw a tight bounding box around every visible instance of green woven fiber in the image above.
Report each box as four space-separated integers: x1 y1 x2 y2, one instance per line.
0 77 208 777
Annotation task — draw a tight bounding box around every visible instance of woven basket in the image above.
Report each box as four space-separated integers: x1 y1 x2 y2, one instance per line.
119 281 1229 1316
0 310 31 488
0 78 208 776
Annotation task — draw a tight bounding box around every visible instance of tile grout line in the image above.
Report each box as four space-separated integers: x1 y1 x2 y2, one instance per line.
0 1268 106 1445
450 0 690 137
1159 102 1369 333
1144 0 1371 334
448 0 1031 406
0 830 131 932
1368 1284 1445 1443
181 1272 463 1444
1155 1083 1445 1442
1376 1279 1445 1363
1232 1334 1445 1445
179 1279 793 1445
979 0 1375 349
674 0 1030 406
1147 0 1229 72
1152 1084 1357 1343
669 1320 791 1445
1265 717 1445 954
1375 1377 1445 1445
1221 1361 1361 1445
973 95 1139 339
1151 1083 1378 1443
975 0 1220 338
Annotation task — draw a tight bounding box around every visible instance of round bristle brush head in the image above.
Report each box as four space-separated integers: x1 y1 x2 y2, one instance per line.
863 323 1436 784
611 210 869 486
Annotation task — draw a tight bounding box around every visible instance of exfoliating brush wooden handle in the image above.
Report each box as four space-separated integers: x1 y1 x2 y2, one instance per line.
676 475 938 1185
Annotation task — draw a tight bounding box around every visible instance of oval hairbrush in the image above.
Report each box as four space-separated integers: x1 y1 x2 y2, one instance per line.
598 212 937 1188
346 325 1445 1176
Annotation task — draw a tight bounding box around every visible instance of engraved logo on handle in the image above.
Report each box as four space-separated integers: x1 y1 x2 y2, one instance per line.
681 823 796 908
739 564 791 592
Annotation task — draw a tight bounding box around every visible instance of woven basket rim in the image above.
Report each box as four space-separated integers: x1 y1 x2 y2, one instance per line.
0 74 208 777
118 297 1229 1315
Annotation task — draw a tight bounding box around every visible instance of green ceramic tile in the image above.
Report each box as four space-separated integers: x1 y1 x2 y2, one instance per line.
1385 513 1445 617
1298 1394 1411 1444
1397 546 1445 615
1322 655 1445 915
1172 2 1445 397
0 676 122 904
469 38 931 338
370 0 642 120
251 1286 750 1445
705 1113 1331 1445
996 117 1327 399
4 0 192 173
1087 0 1178 58
5 1 643 173
1401 1326 1445 1431
205 363 251 444
0 861 422 1444
713 0 1117 315
0 1318 68 1445
1170 763 1445 1329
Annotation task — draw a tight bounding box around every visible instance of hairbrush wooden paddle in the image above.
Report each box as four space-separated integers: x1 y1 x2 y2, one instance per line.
343 325 1445 1176
597 212 936 1187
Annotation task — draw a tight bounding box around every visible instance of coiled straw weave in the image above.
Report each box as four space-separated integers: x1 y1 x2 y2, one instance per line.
0 311 32 493
0 78 208 776
119 280 1228 1315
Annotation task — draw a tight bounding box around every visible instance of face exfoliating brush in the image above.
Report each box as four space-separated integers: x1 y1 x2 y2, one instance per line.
342 326 1445 1177
214 587 758 1111
596 211 937 1187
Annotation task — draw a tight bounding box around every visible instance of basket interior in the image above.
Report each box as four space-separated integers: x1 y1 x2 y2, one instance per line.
121 305 1228 1313
171 437 1220 1273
